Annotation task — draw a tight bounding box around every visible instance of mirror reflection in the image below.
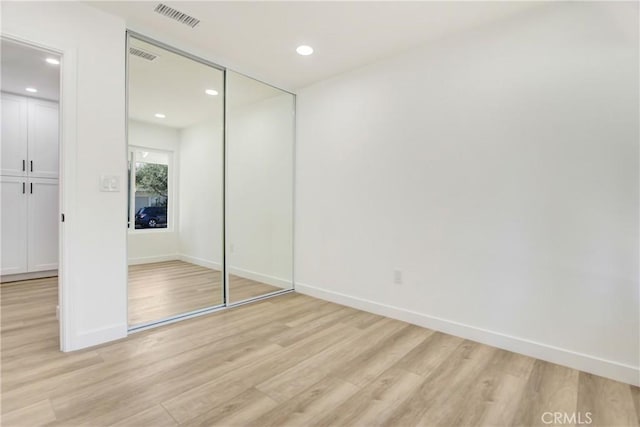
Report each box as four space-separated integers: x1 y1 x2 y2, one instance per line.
226 71 295 303
127 37 224 326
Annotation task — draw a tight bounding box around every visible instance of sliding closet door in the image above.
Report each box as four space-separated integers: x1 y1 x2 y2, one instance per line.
127 36 224 327
226 71 295 303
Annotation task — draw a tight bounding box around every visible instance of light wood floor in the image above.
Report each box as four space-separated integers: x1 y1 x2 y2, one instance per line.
2 277 639 427
128 261 281 325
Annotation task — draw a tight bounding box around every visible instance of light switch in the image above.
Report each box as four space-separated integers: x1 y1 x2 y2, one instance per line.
100 175 120 192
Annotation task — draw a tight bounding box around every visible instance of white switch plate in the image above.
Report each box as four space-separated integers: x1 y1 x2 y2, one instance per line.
100 175 120 192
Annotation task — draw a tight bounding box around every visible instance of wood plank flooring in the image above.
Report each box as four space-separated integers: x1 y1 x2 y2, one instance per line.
128 261 281 325
2 276 639 426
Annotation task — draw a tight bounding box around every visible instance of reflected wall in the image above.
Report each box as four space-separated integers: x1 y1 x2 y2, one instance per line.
226 71 295 302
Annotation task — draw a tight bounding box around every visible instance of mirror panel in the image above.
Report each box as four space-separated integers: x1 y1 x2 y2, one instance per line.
226 71 295 303
127 36 224 326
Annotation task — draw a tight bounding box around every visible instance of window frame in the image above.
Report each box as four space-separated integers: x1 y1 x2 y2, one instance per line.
128 145 174 234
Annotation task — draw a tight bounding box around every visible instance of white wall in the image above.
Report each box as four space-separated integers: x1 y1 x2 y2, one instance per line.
227 88 294 288
178 120 223 269
296 2 639 385
127 120 180 264
2 2 127 350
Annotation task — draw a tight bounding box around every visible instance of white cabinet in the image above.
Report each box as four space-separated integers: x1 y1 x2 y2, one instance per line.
1 93 59 277
28 99 59 178
1 93 58 178
1 94 28 177
1 176 29 275
28 178 59 272
0 177 58 276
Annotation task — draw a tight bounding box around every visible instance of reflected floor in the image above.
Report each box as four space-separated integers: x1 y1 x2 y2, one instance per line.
228 274 283 303
128 260 282 326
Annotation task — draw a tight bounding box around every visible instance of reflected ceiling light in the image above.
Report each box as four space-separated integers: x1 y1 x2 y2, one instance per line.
45 58 60 65
296 45 314 56
25 87 38 93
205 89 218 96
154 113 166 118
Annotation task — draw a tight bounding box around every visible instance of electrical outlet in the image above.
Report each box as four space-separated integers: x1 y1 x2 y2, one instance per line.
393 269 403 285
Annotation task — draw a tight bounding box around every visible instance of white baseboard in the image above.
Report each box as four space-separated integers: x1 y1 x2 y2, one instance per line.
296 282 640 387
65 323 128 352
1 270 58 283
127 254 223 271
128 254 178 265
229 266 291 289
178 254 222 271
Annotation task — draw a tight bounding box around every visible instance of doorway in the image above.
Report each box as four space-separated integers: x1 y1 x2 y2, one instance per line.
0 38 63 351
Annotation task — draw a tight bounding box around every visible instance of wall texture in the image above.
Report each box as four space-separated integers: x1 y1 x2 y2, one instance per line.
2 1 127 349
296 2 639 385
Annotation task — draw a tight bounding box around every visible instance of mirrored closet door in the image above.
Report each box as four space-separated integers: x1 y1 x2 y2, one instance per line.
127 35 224 327
226 71 295 303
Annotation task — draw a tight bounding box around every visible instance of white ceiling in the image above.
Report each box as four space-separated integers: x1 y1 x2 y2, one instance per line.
89 1 542 92
1 39 61 101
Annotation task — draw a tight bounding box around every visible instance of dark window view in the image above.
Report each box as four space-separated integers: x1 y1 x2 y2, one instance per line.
134 161 168 228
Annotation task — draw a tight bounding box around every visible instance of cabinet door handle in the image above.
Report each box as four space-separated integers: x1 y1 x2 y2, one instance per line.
30 182 33 194
22 160 26 172
22 182 25 194
30 160 33 172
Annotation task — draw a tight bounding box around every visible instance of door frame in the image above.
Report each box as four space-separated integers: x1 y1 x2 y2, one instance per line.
1 33 77 352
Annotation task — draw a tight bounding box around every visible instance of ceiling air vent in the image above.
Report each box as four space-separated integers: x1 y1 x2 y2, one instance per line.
129 47 158 61
154 3 200 28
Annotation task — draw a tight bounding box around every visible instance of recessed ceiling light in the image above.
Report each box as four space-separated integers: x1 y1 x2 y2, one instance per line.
205 89 218 96
25 87 38 93
296 45 314 56
154 113 166 118
45 58 60 65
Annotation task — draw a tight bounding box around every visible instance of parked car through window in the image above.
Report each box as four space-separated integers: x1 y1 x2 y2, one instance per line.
135 206 168 228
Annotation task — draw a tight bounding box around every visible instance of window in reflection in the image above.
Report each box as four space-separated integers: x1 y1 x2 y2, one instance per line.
130 148 170 229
